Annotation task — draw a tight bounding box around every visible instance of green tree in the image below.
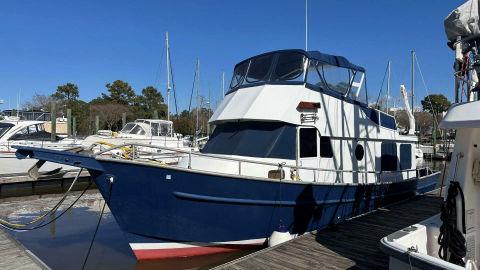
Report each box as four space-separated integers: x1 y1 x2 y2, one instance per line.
421 94 451 116
102 80 135 105
52 83 79 101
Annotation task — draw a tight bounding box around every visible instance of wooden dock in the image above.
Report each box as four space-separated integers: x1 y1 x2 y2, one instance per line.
216 193 442 270
0 227 48 270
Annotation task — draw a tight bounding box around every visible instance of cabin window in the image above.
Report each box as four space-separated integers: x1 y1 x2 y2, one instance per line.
299 128 317 158
28 125 37 134
0 123 14 139
400 144 412 170
272 53 305 82
320 136 334 158
349 71 367 104
121 123 136 133
381 142 398 171
130 125 146 135
151 123 160 136
306 61 326 89
320 64 352 95
355 144 364 160
230 61 249 89
160 124 172 136
244 54 274 84
380 113 397 130
201 121 296 159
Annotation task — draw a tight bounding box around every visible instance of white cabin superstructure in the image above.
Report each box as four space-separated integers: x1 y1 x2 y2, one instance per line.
179 50 419 184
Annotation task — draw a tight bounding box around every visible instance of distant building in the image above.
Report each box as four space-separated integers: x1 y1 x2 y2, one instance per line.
1 110 51 121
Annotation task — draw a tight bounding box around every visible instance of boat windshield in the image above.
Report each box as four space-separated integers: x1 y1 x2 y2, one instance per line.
201 121 296 159
121 123 136 133
230 52 306 89
151 122 172 136
0 123 14 139
121 123 146 135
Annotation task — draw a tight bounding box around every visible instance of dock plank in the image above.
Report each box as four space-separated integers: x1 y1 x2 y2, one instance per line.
216 194 442 270
0 228 45 270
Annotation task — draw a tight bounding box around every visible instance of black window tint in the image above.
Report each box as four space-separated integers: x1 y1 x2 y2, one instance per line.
230 61 249 89
272 53 305 82
381 142 398 171
201 122 296 159
320 136 334 158
299 128 317 158
380 113 397 130
400 144 412 170
244 54 274 84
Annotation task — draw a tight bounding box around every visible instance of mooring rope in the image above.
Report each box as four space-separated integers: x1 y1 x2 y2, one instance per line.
0 168 85 229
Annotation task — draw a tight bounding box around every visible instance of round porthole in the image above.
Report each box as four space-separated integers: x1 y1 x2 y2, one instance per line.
355 144 364 161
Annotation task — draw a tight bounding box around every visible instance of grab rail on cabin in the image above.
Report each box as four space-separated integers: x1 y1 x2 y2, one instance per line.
91 142 427 183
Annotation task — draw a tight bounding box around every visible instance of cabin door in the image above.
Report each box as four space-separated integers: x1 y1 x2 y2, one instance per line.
297 127 319 181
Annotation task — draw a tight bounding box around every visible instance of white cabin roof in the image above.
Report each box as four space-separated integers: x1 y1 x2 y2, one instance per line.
439 101 480 129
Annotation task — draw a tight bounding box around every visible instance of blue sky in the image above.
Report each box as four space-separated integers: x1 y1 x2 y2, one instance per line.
0 0 464 112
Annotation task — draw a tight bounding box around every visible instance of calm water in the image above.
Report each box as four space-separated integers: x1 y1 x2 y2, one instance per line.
3 159 448 270
3 193 254 270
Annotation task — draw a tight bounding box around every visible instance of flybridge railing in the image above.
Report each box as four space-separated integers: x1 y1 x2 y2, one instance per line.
91 142 425 183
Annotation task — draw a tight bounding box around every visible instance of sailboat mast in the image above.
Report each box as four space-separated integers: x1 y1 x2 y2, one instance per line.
411 50 415 115
195 59 200 134
386 61 391 113
166 32 171 121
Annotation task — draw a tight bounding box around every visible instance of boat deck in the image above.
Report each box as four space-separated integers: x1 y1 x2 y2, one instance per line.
215 192 443 270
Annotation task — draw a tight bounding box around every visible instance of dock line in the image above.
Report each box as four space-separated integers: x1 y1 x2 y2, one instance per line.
0 168 92 231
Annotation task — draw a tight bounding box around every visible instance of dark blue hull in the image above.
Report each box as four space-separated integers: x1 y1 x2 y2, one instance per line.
13 147 440 259
92 160 439 245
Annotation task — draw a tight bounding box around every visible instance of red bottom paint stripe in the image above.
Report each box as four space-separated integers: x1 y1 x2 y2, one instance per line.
132 244 262 260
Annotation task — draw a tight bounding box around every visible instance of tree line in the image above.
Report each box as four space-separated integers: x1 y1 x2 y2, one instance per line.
23 81 212 136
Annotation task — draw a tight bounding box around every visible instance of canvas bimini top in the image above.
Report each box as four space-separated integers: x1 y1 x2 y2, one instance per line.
228 49 368 106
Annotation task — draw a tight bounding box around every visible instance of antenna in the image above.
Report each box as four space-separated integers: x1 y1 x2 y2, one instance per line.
386 61 391 112
305 0 308 51
222 71 225 97
166 32 171 121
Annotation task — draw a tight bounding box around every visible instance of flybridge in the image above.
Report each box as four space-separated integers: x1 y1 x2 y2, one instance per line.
228 49 367 105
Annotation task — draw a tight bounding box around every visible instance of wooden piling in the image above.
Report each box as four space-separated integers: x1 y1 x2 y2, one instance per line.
50 102 56 142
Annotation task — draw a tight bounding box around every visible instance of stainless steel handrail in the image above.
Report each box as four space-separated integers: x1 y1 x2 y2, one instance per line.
92 142 421 176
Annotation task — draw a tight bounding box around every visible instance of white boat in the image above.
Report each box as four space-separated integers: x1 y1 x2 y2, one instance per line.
0 118 82 176
381 1 480 268
381 101 480 270
16 49 440 260
82 119 194 157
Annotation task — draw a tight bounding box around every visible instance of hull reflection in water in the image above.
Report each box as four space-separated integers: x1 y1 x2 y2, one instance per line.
1 191 252 270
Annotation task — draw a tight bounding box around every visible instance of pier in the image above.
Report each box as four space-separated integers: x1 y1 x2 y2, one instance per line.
0 225 48 270
216 192 442 270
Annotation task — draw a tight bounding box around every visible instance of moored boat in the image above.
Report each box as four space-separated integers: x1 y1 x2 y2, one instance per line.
15 49 439 260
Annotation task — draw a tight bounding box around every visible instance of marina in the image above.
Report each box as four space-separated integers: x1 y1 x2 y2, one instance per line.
0 1 477 269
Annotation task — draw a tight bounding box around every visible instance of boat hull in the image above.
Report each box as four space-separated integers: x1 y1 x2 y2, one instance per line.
90 159 439 260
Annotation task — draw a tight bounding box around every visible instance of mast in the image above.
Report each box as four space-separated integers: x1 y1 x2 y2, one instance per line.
195 59 200 135
386 61 391 113
166 32 171 121
305 0 308 51
411 50 415 115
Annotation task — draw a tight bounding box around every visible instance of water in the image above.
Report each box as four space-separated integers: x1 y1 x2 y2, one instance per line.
1 192 253 270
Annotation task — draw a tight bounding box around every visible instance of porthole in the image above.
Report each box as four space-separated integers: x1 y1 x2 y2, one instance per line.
355 144 364 161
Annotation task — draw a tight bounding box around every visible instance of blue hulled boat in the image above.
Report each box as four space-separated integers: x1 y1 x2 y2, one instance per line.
15 49 439 260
